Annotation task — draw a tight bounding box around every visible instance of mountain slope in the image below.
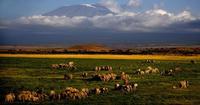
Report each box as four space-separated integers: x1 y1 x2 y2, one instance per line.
43 4 113 17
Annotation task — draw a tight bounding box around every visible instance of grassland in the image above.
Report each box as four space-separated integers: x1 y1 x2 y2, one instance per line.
0 54 200 60
0 55 200 105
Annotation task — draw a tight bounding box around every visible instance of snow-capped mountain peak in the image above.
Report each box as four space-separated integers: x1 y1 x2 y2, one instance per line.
81 4 96 8
43 4 113 17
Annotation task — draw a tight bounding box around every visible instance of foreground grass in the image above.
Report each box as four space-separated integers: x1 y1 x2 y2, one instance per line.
0 54 200 60
0 57 200 105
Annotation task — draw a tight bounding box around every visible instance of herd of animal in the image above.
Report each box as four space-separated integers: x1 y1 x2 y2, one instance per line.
136 66 159 75
4 82 137 103
4 60 191 103
95 66 113 72
92 73 117 82
51 61 76 70
5 90 47 103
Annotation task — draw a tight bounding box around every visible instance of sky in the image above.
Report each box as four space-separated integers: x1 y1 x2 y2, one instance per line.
0 0 200 47
0 0 200 19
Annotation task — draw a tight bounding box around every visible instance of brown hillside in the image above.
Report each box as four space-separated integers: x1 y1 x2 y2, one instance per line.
67 44 111 52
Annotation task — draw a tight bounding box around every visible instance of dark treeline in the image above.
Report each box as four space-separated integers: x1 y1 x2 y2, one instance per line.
0 47 200 55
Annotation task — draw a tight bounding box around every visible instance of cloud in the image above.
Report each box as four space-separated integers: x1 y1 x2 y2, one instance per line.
91 9 197 32
18 15 89 27
128 0 141 7
15 8 199 33
100 0 121 13
1 0 199 34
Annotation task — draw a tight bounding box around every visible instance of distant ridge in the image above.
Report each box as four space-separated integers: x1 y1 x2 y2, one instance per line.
67 44 111 52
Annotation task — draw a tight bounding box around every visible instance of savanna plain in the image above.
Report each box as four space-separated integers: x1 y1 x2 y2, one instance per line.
0 54 200 105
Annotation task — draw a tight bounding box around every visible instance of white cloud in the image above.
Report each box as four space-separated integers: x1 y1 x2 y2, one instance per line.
100 0 121 13
145 9 173 16
17 8 199 33
19 15 88 27
175 11 196 22
128 0 141 7
14 0 198 33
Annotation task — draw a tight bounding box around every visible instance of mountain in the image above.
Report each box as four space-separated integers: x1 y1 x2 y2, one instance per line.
43 4 113 17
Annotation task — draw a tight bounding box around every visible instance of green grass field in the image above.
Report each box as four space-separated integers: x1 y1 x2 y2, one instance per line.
0 57 200 105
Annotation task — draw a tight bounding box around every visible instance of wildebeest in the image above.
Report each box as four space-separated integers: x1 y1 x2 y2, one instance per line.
95 66 112 72
64 74 73 80
114 83 138 93
82 72 88 78
120 72 130 81
135 69 145 75
49 90 60 100
100 87 109 93
5 92 15 103
94 88 101 95
161 69 176 76
179 80 189 88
